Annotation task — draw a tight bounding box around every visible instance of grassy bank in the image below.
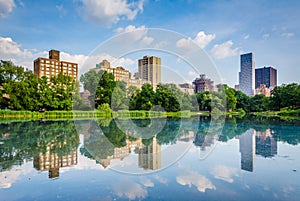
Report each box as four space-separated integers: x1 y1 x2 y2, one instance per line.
0 109 196 120
1 109 298 120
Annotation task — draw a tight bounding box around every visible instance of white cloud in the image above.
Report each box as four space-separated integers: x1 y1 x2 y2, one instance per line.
113 179 147 200
154 41 168 49
140 177 154 187
210 165 239 183
0 37 48 68
61 52 135 75
176 170 216 192
210 40 239 59
115 25 154 45
115 25 147 40
243 34 249 40
188 70 197 77
0 37 135 78
142 36 154 45
80 0 144 27
153 175 168 184
0 163 33 189
176 31 216 50
0 0 15 18
262 34 270 39
281 32 294 38
0 37 22 55
194 31 216 49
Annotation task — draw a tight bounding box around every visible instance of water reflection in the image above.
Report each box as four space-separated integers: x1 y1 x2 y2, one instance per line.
0 116 300 200
238 128 278 172
33 139 78 178
0 116 299 175
0 121 79 177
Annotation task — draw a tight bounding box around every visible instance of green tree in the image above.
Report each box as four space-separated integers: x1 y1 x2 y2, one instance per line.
127 86 138 98
154 84 181 112
95 71 116 108
195 91 212 111
51 73 75 111
235 90 250 112
131 83 155 110
269 86 282 110
249 94 269 112
80 70 102 107
221 85 237 111
0 61 40 110
97 103 112 113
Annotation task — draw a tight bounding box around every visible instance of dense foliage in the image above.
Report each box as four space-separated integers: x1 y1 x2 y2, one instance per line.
0 60 82 111
2 60 299 113
80 67 300 113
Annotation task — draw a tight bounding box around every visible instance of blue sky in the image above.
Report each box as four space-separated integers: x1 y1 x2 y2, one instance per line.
0 0 299 87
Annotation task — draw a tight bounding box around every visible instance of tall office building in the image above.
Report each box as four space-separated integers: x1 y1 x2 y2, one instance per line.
34 50 78 82
239 53 255 96
138 56 161 87
255 66 277 89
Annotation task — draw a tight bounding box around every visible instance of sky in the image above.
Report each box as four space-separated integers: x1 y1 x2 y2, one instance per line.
0 0 299 87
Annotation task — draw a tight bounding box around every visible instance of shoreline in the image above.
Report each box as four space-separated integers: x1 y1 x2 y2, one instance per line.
0 109 299 121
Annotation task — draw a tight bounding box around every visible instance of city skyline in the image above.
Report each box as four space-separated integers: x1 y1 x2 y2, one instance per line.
0 1 299 87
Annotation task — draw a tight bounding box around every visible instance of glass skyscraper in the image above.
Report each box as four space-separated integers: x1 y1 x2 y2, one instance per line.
239 53 255 96
255 66 277 89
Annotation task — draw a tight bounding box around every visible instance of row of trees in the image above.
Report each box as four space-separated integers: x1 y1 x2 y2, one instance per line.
81 68 300 113
80 69 199 112
0 60 81 111
1 60 299 112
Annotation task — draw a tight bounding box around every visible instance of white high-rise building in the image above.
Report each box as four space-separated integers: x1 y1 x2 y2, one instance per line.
239 53 255 96
138 56 161 88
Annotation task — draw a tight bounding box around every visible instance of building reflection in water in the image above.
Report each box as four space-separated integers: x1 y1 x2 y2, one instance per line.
239 128 277 172
34 138 78 179
239 129 256 172
255 129 277 158
81 128 162 170
99 136 161 170
138 136 161 170
98 136 144 168
193 133 219 158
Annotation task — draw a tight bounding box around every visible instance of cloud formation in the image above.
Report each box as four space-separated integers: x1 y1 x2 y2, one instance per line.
0 0 15 18
176 170 216 192
281 32 294 38
113 179 148 200
176 31 216 50
210 40 239 59
210 165 239 183
115 25 154 45
0 37 134 75
80 0 144 27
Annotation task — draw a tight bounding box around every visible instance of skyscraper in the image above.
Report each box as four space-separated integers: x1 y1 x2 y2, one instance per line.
239 53 255 96
255 66 277 89
138 56 161 87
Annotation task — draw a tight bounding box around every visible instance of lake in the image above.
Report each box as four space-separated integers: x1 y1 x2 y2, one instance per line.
0 116 299 201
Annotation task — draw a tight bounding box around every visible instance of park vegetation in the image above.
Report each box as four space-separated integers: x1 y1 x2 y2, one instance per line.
1 60 300 118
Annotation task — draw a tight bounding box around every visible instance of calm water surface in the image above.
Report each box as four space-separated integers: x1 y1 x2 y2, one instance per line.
0 116 299 201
